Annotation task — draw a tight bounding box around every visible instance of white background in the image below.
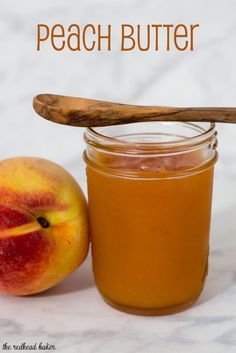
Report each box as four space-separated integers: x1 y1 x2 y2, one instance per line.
1 1 236 352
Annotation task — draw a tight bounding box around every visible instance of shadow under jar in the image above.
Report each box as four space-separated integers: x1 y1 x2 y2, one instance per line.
84 122 218 315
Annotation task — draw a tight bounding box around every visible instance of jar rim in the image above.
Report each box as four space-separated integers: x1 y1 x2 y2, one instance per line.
84 122 216 154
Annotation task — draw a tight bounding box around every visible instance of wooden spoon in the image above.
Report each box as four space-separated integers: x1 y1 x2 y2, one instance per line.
33 93 236 127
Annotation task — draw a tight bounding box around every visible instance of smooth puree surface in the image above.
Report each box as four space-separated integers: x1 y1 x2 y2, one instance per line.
87 152 215 314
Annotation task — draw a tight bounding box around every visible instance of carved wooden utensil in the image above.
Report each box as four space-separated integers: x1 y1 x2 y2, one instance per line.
33 93 236 127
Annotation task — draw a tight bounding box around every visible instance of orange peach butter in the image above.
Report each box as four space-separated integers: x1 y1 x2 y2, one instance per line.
87 151 215 314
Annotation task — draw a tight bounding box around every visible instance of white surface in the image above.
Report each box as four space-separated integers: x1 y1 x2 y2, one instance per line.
0 0 236 352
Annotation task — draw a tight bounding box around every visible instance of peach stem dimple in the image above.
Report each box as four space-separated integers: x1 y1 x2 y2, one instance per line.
37 217 50 229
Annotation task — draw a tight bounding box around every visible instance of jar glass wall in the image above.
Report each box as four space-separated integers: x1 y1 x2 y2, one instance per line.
84 122 218 315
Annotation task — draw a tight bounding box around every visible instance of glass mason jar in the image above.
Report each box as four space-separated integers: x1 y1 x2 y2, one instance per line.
84 122 218 315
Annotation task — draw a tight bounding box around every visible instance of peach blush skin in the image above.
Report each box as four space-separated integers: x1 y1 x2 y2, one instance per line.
0 157 89 296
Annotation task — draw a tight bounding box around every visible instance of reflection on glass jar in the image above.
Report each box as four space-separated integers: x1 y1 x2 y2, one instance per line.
84 122 218 315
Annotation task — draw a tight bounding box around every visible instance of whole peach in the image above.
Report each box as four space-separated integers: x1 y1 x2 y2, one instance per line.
0 157 89 295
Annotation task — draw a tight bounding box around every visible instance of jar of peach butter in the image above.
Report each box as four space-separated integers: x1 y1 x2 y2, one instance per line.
84 122 218 315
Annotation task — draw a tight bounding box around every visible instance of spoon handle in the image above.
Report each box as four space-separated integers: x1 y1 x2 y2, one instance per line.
33 94 236 127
